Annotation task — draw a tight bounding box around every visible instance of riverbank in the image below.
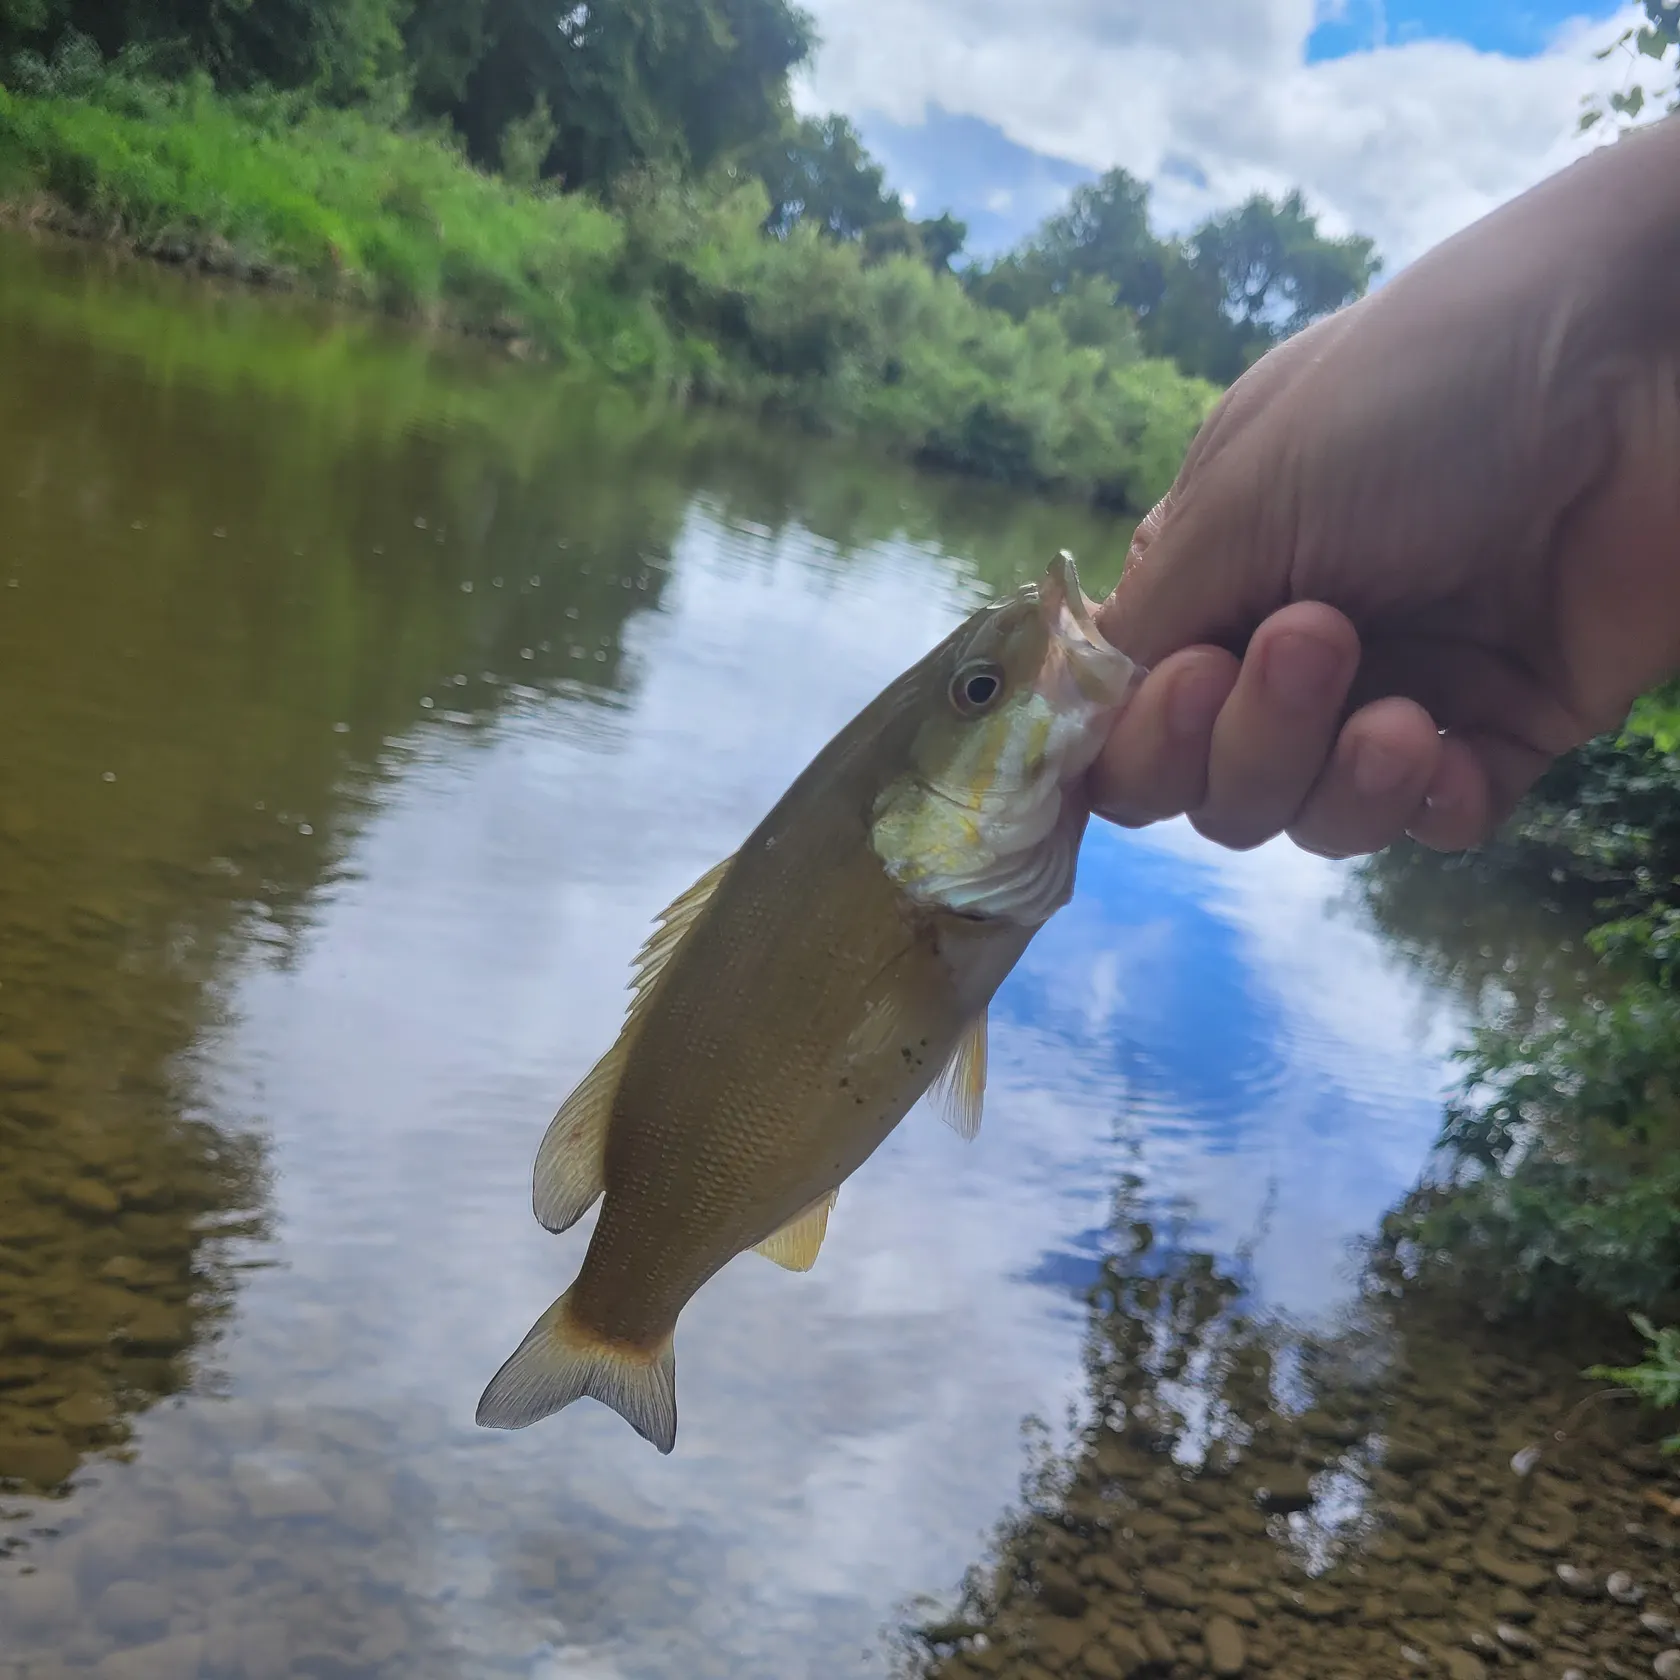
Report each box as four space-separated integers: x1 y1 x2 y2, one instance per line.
1358 691 1680 1331
905 1244 1680 1680
0 77 1217 514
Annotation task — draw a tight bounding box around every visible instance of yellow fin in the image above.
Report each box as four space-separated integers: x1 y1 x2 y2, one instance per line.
929 1012 988 1141
476 1288 677 1453
532 854 734 1234
532 1040 625 1234
625 853 735 1031
753 1189 838 1272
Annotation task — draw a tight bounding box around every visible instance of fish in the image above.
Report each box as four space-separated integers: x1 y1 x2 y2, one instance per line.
476 550 1139 1452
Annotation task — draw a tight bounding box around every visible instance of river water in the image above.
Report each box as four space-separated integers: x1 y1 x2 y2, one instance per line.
0 234 1672 1680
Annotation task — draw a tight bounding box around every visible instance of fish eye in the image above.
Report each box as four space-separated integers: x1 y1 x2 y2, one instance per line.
951 661 1005 716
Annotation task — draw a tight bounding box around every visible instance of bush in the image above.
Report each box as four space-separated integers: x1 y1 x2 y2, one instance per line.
1371 686 1680 1316
0 79 1218 510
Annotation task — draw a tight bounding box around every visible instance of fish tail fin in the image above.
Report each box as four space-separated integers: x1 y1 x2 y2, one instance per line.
475 1289 677 1453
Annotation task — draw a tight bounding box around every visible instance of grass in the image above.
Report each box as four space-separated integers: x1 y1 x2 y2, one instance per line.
0 74 1218 511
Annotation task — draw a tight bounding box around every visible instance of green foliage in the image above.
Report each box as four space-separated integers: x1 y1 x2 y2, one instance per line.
1370 689 1680 1318
1580 0 1679 134
0 79 1215 510
1 0 816 195
750 110 900 239
497 90 554 191
609 166 1215 506
966 167 1380 384
0 0 1381 458
1391 982 1680 1311
408 0 814 193
1 1 412 108
1190 188 1379 336
1586 1315 1680 1452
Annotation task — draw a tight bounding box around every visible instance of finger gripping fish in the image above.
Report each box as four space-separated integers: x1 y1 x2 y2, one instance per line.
477 552 1139 1452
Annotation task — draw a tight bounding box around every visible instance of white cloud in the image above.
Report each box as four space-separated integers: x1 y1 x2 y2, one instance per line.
794 0 1649 269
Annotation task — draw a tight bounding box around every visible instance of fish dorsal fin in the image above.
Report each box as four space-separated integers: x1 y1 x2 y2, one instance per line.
929 1012 988 1141
532 853 734 1235
625 853 736 1031
753 1189 838 1272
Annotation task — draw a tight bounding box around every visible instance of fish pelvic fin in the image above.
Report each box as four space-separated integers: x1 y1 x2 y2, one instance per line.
533 1040 626 1234
753 1188 838 1272
475 1289 677 1453
929 1010 988 1141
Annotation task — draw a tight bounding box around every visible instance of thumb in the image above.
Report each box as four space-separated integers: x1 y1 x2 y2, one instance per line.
1096 482 1289 671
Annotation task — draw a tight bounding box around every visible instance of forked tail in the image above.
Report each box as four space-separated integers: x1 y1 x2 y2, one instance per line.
475 1288 677 1454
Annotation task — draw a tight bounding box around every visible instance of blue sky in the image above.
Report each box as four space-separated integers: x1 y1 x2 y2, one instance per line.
797 0 1648 267
1308 0 1623 59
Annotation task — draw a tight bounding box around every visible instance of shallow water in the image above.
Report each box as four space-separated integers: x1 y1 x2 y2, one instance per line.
0 233 1664 1680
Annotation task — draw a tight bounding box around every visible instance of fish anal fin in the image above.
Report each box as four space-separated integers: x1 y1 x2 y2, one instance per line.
533 1040 626 1233
753 1189 838 1273
476 1289 677 1454
930 1011 988 1141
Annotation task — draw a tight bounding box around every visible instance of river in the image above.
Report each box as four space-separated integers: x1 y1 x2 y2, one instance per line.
0 233 1673 1680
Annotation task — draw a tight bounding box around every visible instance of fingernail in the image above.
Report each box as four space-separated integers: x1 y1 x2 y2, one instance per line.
1353 739 1409 798
1167 665 1227 741
1264 632 1344 712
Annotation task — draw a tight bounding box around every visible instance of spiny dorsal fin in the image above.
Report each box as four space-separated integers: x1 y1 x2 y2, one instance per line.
532 853 734 1235
625 853 736 1031
753 1188 838 1272
929 1011 988 1141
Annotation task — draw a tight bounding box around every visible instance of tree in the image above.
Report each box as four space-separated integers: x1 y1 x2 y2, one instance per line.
858 210 968 272
965 168 1379 385
911 210 966 273
750 111 900 240
422 0 816 192
1 0 412 107
1579 0 1679 134
1188 189 1378 337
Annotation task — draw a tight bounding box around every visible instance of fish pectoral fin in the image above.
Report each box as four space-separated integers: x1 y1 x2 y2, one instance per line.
476 1288 677 1454
929 1011 988 1141
752 1188 839 1273
532 1040 626 1234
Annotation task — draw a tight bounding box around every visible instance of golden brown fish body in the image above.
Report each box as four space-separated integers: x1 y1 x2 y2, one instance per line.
477 552 1137 1451
577 835 1032 1351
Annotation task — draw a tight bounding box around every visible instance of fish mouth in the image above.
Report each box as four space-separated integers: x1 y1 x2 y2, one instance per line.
1036 550 1139 708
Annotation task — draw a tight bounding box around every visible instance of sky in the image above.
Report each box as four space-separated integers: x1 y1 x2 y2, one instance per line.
791 0 1660 267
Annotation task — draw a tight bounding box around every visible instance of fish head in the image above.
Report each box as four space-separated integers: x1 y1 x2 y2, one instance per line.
871 551 1139 926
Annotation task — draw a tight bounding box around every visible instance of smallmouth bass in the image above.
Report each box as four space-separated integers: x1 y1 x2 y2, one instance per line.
477 551 1139 1452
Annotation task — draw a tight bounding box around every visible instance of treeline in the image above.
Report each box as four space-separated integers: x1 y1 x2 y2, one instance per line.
0 1 1380 498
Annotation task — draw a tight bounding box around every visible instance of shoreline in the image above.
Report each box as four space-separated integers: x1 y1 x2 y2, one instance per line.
0 85 1219 517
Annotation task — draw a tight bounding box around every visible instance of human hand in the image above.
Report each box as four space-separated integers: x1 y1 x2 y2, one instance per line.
1089 118 1680 859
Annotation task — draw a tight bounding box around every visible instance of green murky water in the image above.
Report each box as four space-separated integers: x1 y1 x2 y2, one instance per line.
0 231 1674 1680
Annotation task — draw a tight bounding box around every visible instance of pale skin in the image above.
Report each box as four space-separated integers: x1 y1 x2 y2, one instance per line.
1090 114 1680 860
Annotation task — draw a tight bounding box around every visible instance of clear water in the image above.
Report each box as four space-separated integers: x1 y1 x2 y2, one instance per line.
0 233 1528 1680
